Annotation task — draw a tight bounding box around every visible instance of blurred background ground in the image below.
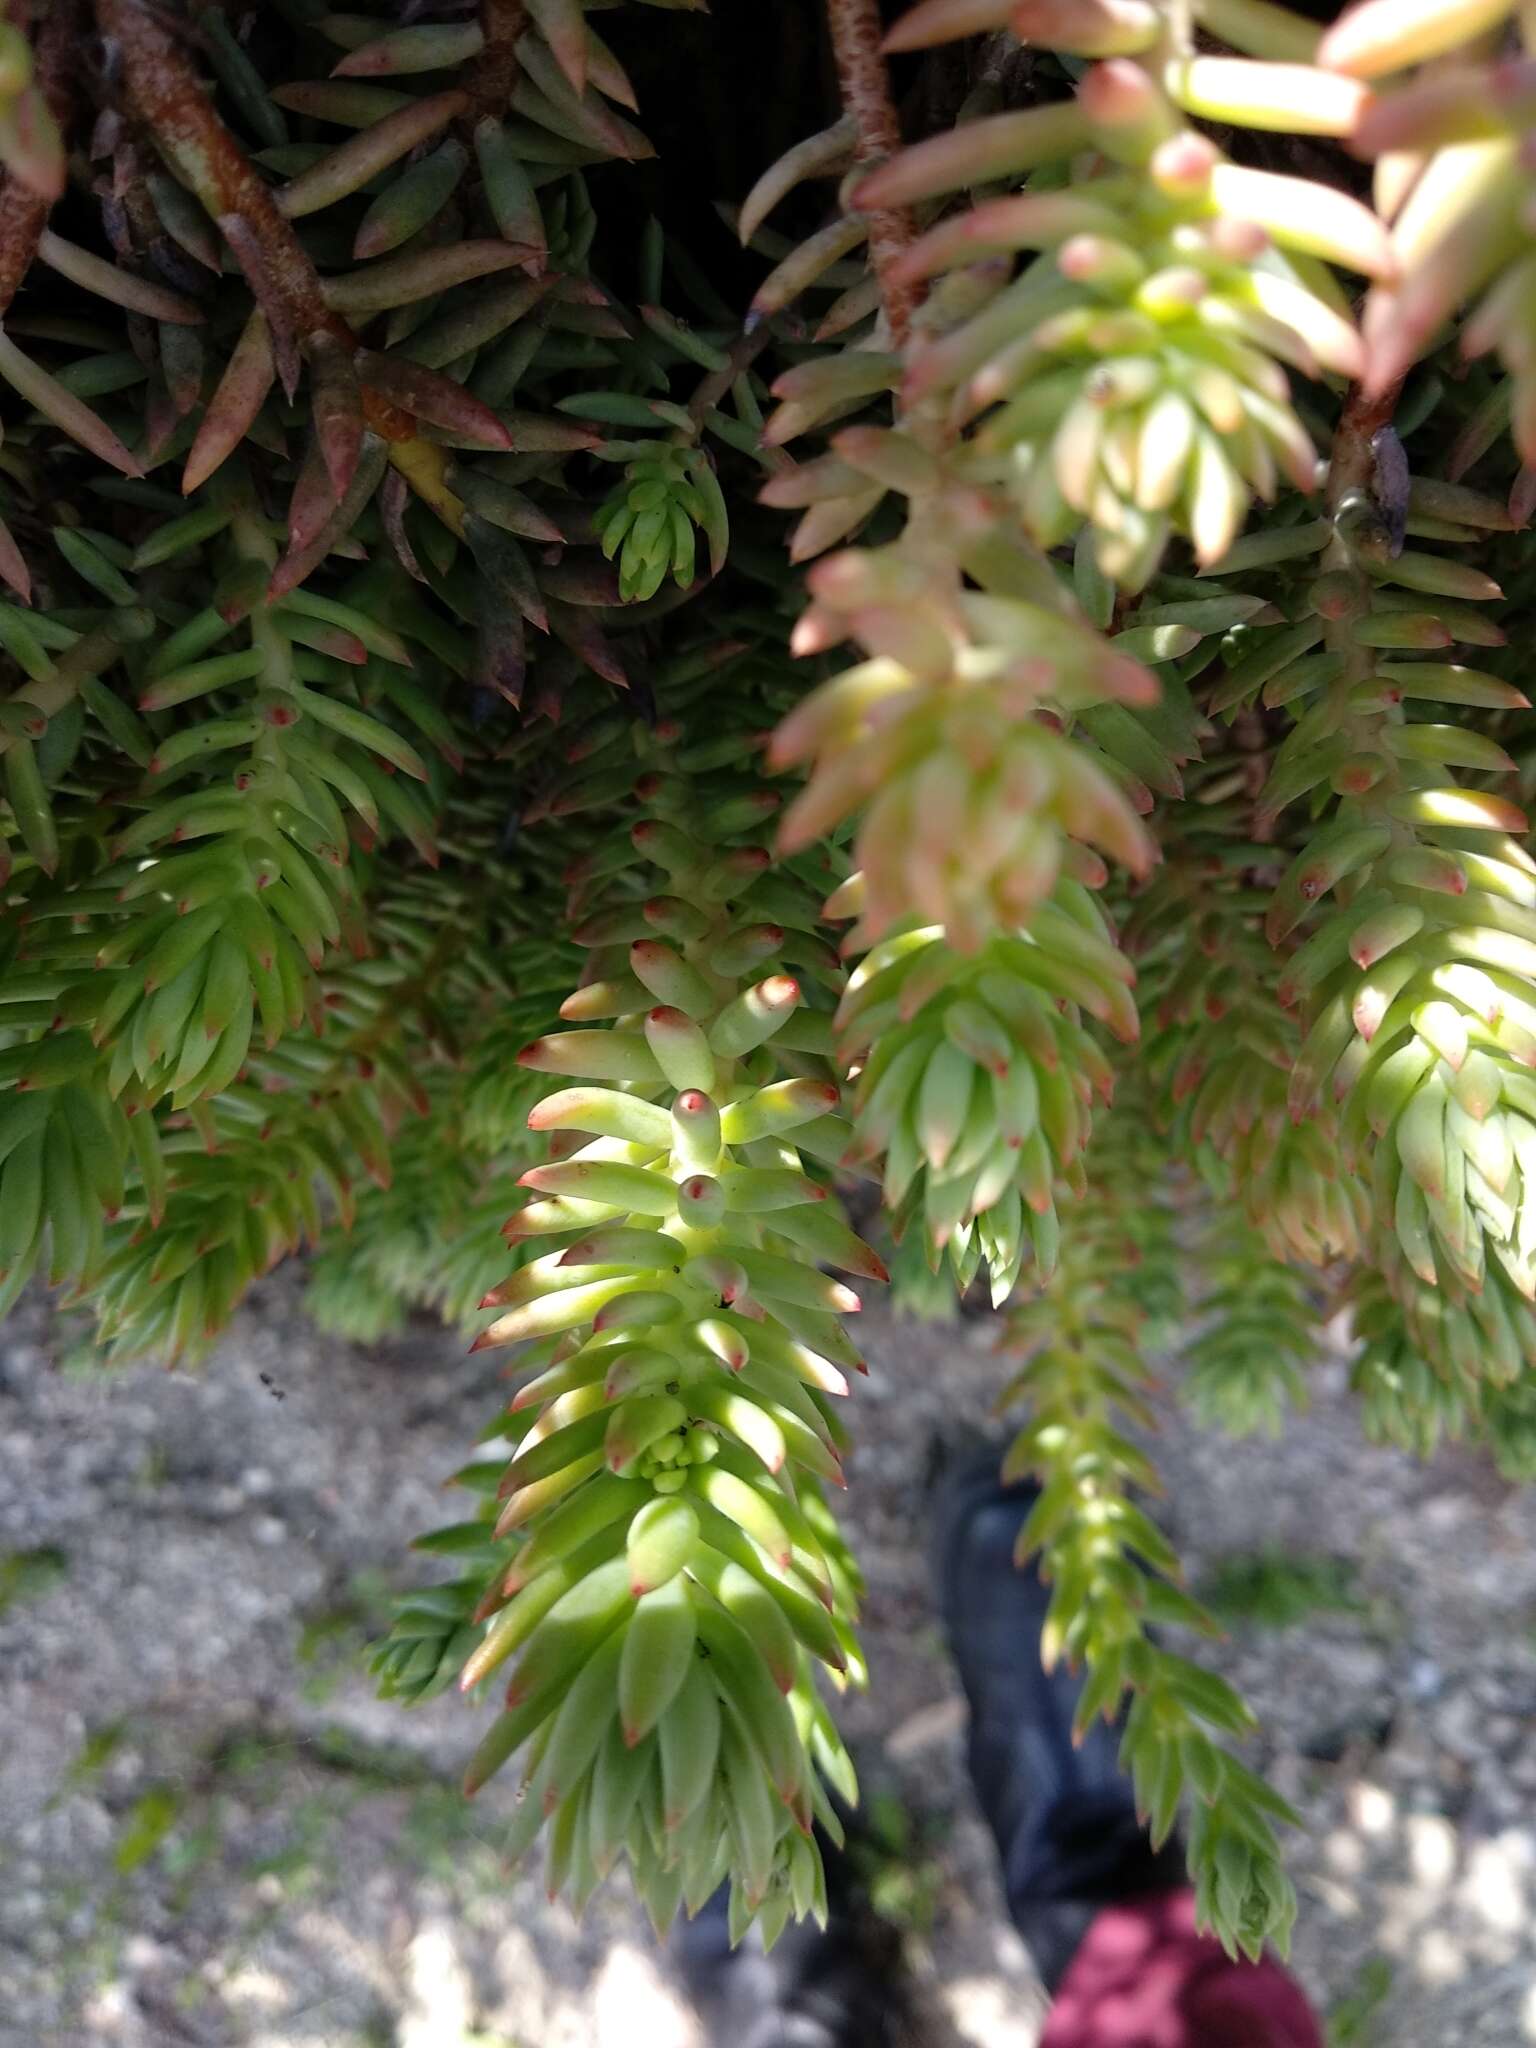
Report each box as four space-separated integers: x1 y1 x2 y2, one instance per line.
3 1278 1536 2048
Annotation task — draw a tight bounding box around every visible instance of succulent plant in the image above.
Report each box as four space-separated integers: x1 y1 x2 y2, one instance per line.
6 0 1536 1966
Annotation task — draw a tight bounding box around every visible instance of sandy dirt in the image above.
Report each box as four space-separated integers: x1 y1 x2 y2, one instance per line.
2 1277 1534 2048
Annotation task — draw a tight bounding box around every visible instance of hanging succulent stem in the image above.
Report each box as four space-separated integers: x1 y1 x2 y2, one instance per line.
1313 378 1409 765
0 0 76 315
470 0 529 122
98 0 495 542
823 0 920 344
97 0 352 388
0 171 40 316
1328 381 1406 523
11 0 1536 1968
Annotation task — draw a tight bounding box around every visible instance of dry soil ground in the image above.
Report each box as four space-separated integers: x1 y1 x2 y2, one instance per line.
3 1277 1535 2047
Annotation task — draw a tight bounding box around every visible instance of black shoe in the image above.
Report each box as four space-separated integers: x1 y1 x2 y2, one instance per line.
930 1439 1184 1991
671 1825 905 2048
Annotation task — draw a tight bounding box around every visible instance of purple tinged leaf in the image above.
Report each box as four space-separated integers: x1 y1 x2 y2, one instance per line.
159 322 204 418
268 80 413 125
547 599 629 689
332 23 484 76
582 21 640 112
141 384 181 467
392 270 556 372
218 212 302 400
356 350 515 449
476 590 527 706
285 617 367 664
0 80 65 202
351 137 469 261
446 464 564 542
0 509 31 604
182 310 275 495
514 38 652 160
276 88 470 218
269 436 388 603
323 239 538 316
739 116 856 246
464 515 549 632
855 102 1089 208
287 435 341 560
472 116 549 260
0 328 142 477
37 229 205 324
498 410 603 452
147 230 217 304
541 558 623 607
306 329 363 500
146 169 223 271
527 0 589 96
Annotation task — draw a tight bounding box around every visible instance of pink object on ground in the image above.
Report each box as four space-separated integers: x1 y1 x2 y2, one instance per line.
1039 1889 1323 2048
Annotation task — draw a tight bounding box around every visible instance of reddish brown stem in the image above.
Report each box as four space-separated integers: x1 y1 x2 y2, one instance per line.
0 168 46 321
468 0 528 121
824 0 920 345
96 0 353 367
1317 379 1408 795
1327 379 1405 516
0 1 81 318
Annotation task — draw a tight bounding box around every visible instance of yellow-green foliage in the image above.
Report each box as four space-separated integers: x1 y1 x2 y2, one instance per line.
4 0 1536 1961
